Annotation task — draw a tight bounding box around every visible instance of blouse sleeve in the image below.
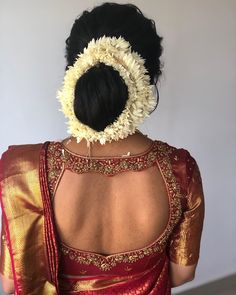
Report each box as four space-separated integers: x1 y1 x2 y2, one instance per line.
168 158 205 266
0 212 13 279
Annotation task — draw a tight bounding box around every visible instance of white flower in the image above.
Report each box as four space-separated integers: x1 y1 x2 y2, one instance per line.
57 36 156 145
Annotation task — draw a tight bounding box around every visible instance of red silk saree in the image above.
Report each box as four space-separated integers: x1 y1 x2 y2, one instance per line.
0 140 204 294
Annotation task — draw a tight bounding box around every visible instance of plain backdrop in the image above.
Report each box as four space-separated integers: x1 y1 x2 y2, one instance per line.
0 0 236 294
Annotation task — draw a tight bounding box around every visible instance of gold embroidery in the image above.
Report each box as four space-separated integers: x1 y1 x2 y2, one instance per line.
61 142 159 176
60 244 165 271
47 140 182 271
46 141 159 198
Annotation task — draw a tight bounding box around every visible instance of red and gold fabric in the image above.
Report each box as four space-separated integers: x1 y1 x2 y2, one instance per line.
0 140 204 294
0 143 59 294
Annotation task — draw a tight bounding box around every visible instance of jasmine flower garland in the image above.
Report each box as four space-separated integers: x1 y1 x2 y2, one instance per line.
57 36 156 145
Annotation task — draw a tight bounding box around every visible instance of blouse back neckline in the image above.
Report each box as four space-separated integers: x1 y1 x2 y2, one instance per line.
59 139 156 160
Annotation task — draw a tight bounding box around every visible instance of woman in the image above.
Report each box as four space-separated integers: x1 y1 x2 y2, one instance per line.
0 3 204 294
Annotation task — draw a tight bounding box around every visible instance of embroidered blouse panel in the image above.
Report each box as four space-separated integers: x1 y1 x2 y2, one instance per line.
46 141 183 272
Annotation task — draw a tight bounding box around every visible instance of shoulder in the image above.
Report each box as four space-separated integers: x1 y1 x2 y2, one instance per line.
156 140 199 193
0 142 48 181
1 142 45 161
156 140 197 165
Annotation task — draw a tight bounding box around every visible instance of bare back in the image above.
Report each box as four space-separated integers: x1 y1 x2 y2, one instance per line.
53 133 169 255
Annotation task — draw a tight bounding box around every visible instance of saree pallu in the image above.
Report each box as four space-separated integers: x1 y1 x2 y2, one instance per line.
0 140 204 294
0 143 58 294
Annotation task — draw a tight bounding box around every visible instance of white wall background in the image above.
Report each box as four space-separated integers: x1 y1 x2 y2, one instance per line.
0 0 236 293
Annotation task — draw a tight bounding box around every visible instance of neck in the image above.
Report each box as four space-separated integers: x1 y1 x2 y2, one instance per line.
61 130 152 158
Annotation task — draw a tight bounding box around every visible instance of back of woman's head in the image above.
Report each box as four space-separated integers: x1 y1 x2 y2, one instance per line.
65 2 163 132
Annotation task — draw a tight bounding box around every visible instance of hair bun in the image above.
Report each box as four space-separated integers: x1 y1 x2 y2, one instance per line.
73 63 128 131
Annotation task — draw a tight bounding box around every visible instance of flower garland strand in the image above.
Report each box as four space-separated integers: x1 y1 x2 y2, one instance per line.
57 36 156 145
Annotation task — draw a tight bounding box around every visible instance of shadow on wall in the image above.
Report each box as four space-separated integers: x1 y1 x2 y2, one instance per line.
176 274 236 295
0 281 4 295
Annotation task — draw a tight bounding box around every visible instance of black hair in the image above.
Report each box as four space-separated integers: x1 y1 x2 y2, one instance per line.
65 2 163 132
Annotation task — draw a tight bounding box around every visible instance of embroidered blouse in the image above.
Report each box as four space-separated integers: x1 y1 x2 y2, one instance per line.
43 140 204 294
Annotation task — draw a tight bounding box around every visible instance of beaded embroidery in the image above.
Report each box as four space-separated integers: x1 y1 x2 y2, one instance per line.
46 140 159 198
62 140 157 175
46 140 182 271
